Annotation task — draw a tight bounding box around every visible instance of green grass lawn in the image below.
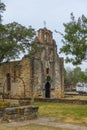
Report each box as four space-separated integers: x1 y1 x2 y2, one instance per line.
0 99 87 128
33 102 87 125
0 99 87 125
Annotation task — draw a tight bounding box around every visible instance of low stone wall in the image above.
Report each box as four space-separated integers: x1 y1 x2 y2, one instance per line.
35 98 87 105
0 105 38 123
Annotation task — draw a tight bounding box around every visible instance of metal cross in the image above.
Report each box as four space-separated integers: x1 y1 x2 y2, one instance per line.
43 21 46 28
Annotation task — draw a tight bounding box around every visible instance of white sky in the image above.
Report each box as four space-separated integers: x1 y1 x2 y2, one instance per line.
2 0 87 71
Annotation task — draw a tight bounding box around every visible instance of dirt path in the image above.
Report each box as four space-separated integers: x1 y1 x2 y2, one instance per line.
1 117 87 130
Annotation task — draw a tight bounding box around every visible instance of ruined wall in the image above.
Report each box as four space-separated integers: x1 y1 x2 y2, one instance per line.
0 56 31 98
15 56 31 98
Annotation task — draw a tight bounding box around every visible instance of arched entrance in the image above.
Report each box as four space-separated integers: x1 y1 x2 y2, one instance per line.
45 82 51 98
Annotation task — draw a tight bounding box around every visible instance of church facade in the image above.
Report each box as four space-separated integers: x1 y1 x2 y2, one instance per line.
0 28 64 98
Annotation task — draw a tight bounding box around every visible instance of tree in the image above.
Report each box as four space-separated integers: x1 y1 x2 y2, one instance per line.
0 2 36 63
0 1 6 23
0 22 36 63
64 66 87 91
64 67 74 90
60 13 87 65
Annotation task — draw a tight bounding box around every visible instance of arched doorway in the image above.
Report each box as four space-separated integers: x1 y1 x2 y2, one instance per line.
45 82 51 98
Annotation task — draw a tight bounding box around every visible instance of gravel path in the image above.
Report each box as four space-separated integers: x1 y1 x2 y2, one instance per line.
1 117 87 130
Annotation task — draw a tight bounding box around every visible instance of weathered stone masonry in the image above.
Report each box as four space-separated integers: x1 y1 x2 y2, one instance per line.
0 28 64 98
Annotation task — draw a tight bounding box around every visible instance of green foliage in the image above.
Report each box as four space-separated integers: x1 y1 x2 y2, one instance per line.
47 76 51 81
0 2 5 13
0 2 36 63
64 66 87 88
0 1 6 22
60 13 87 65
0 22 35 62
73 67 87 82
1 23 35 61
28 42 40 57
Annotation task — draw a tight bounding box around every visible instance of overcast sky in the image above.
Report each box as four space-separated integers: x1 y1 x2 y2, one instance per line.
2 0 87 71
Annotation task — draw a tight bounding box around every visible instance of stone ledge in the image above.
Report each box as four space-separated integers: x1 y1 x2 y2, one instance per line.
34 98 87 105
0 105 38 123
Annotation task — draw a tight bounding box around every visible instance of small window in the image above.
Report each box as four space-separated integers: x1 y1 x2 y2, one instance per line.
6 73 11 91
46 68 49 74
44 34 47 41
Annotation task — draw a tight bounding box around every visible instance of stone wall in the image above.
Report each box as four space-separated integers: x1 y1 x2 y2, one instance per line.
0 105 38 123
34 98 87 105
0 56 32 98
0 54 64 99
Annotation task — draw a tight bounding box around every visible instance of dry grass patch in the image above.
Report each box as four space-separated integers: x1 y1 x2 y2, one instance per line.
56 116 87 125
0 124 70 130
33 102 87 125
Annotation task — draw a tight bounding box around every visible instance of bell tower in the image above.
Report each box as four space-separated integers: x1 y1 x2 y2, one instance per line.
38 28 53 44
33 27 64 98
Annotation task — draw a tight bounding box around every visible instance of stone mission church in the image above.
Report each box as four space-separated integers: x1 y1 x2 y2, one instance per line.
0 28 64 98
